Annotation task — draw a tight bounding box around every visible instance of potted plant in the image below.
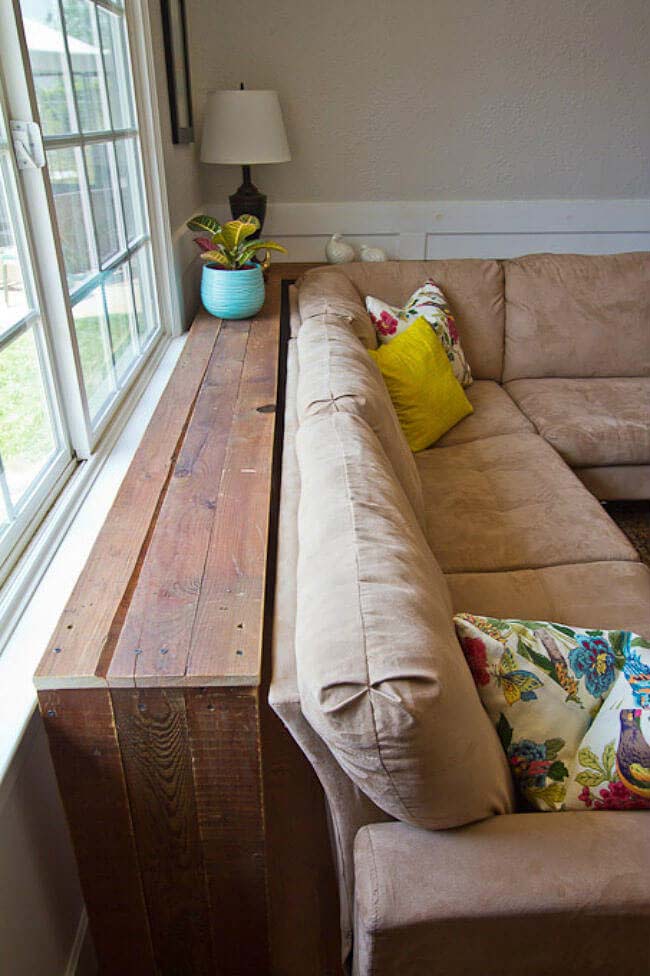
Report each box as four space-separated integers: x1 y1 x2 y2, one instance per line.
187 213 287 319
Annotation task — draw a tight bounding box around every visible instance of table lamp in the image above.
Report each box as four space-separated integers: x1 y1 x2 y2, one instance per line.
200 85 291 233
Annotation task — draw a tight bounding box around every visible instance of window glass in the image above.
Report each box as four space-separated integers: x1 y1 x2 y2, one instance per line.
47 145 96 290
84 141 121 265
61 0 110 133
130 244 158 343
0 326 58 506
72 287 114 420
21 0 77 136
104 263 137 381
0 156 31 335
115 137 145 244
97 7 134 130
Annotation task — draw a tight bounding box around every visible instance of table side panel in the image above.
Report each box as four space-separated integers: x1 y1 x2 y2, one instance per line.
38 688 157 974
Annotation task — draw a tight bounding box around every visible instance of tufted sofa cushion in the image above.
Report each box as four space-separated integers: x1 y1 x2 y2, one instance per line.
295 410 515 829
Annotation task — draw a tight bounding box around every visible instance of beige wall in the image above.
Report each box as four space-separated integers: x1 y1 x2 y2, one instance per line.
148 0 202 230
0 713 95 975
186 0 650 205
147 0 203 323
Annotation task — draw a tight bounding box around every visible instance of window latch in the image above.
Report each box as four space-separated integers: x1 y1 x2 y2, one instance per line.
10 120 45 170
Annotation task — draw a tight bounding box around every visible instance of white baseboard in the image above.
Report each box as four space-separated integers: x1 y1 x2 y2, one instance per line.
65 909 97 976
181 198 650 263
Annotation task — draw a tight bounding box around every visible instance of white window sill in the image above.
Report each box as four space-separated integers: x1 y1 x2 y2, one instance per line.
0 333 188 789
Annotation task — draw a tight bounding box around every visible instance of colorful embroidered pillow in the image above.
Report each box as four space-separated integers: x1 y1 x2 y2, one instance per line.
366 280 472 387
454 613 650 812
369 317 473 452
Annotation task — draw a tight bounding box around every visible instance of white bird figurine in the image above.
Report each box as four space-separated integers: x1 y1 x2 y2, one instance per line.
326 233 356 264
360 244 387 262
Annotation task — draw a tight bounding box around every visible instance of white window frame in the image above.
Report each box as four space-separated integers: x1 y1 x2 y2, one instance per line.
0 0 182 646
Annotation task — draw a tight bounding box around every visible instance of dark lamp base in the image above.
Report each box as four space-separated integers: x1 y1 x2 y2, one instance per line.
229 165 266 236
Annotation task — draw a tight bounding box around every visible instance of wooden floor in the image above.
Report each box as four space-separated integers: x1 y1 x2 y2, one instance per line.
35 264 341 975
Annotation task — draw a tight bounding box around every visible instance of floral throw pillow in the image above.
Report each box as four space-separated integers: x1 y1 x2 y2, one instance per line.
365 281 472 387
454 613 650 812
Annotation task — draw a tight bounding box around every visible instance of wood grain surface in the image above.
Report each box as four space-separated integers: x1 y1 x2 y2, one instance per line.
38 688 157 974
35 316 221 689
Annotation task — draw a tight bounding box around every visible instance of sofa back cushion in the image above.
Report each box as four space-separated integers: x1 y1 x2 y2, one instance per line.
337 260 505 381
296 314 426 528
297 266 377 348
295 410 515 829
503 252 650 381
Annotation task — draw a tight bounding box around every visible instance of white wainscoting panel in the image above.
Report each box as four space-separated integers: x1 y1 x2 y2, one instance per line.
202 198 650 263
424 232 650 259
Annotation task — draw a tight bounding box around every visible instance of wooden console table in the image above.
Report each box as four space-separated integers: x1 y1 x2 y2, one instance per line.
35 264 340 975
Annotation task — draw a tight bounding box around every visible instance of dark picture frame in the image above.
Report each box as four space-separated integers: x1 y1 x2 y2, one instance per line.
160 0 194 144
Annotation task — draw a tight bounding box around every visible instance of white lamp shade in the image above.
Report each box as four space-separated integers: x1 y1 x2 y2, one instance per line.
200 90 291 165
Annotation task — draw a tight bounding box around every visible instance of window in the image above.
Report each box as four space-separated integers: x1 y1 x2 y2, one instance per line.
0 0 175 589
21 0 161 429
0 103 72 567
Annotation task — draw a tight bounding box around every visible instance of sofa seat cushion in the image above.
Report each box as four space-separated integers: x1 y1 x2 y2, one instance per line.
295 411 515 830
436 380 534 447
446 561 650 640
415 433 638 573
503 251 650 382
296 315 426 527
506 377 650 467
353 814 650 976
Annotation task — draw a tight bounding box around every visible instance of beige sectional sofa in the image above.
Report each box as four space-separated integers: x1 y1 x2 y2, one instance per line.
270 253 650 976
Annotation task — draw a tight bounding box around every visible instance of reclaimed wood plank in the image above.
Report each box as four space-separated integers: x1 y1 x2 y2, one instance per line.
38 689 156 974
35 316 221 689
186 286 281 686
185 686 270 975
107 320 249 688
111 688 215 975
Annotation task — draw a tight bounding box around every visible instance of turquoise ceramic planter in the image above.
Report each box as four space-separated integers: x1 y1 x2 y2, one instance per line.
201 263 265 319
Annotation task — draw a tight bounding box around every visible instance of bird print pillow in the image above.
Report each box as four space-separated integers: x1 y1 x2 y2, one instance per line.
365 280 473 386
454 613 650 812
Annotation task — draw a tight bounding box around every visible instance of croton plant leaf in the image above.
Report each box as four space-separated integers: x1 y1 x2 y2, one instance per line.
199 249 231 267
186 214 222 236
238 240 287 267
218 215 261 253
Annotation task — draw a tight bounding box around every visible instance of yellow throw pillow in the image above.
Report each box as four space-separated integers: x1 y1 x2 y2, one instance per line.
369 316 473 451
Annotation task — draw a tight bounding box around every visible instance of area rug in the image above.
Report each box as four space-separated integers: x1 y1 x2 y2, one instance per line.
608 500 650 568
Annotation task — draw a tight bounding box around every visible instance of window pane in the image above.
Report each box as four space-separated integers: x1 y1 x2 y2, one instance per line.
0 488 8 532
0 326 58 506
72 287 114 418
115 138 145 244
0 156 31 335
104 263 137 380
97 8 134 130
130 244 158 343
85 141 121 265
47 146 95 290
61 0 110 133
20 0 77 136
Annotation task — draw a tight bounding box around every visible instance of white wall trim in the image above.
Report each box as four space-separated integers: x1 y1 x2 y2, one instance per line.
201 198 650 261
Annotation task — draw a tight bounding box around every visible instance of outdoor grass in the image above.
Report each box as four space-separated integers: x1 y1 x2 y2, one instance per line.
0 314 131 495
